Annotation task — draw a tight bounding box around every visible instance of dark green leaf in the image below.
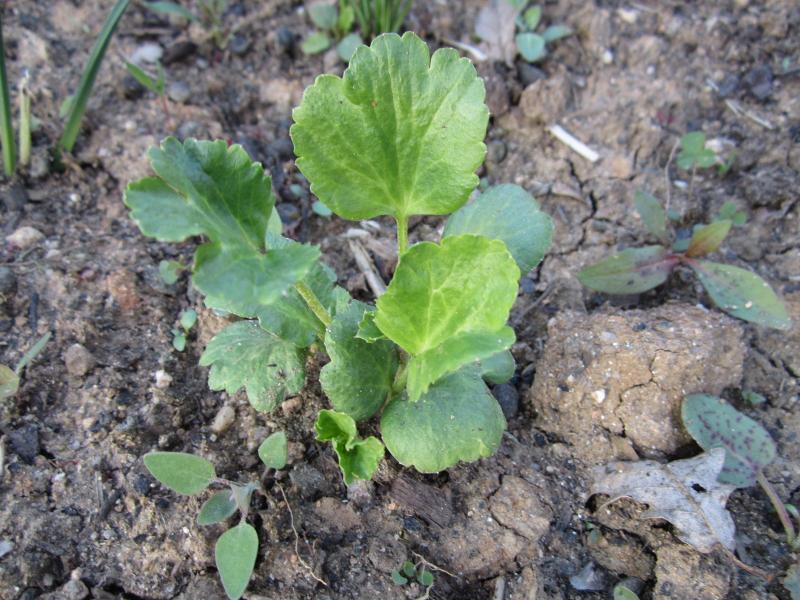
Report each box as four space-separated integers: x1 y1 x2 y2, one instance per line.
198 490 238 525
126 61 159 94
215 523 258 600
199 321 305 412
391 570 408 585
320 300 398 421
418 569 434 587
443 184 553 273
542 24 573 42
478 350 515 385
374 235 520 401
689 260 791 330
577 246 677 294
685 220 731 257
315 410 385 485
158 259 183 284
336 33 363 62
143 451 215 495
308 2 338 29
301 31 332 55
633 191 668 243
402 560 416 577
381 368 506 473
741 390 766 406
516 33 546 62
681 394 776 487
258 431 288 470
523 6 541 30
292 32 489 221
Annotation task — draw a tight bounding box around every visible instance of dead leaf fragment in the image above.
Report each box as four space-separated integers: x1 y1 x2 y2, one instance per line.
590 448 735 553
475 0 519 66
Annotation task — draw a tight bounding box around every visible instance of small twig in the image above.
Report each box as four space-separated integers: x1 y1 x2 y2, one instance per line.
348 239 387 298
664 138 680 213
724 99 774 130
441 37 488 62
757 471 797 545
547 124 600 163
411 550 457 578
277 482 328 587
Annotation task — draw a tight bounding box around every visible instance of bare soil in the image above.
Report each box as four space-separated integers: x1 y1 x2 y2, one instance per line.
1 1 798 599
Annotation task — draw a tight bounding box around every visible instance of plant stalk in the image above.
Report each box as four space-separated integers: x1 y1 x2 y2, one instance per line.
18 74 30 167
396 215 408 255
757 470 797 545
294 281 332 328
391 354 409 395
0 17 15 177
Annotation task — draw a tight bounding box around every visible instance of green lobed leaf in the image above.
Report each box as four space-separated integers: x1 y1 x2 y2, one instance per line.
681 394 776 487
302 31 332 55
199 321 305 412
320 300 398 421
443 184 553 273
478 350 516 385
337 33 363 62
292 32 489 222
688 260 791 330
124 139 319 318
258 431 288 470
315 410 385 485
215 522 258 600
516 32 546 62
633 190 668 243
523 6 541 30
308 2 338 29
0 364 20 399
381 367 506 473
355 309 386 343
374 235 520 401
678 131 716 170
143 452 215 495
577 245 677 294
542 24 572 42
685 220 731 257
198 490 238 526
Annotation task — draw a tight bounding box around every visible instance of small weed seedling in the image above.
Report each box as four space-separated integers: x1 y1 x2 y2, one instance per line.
158 259 185 285
143 431 288 599
125 32 553 482
125 60 172 122
172 308 197 352
302 1 363 62
146 0 229 48
348 0 413 40
512 3 572 63
578 191 790 330
682 394 800 550
0 331 51 400
392 559 434 593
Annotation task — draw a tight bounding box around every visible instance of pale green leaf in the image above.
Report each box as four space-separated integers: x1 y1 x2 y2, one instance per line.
542 24 572 42
143 451 215 495
337 33 363 62
0 364 19 399
292 32 489 221
523 6 541 30
375 235 520 400
678 131 716 170
180 309 197 331
613 583 640 600
689 260 791 330
320 300 398 421
158 259 183 284
478 350 515 385
258 431 288 470
633 190 668 243
391 570 408 585
198 490 238 525
308 2 338 29
516 33 546 62
381 368 506 473
685 220 731 257
199 321 305 412
783 565 800 600
355 309 386 343
577 245 677 294
315 409 385 484
215 523 258 600
682 394 776 487
145 1 197 21
301 31 331 55
443 184 553 272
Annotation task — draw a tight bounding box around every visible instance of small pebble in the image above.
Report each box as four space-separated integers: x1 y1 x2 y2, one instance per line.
9 424 39 464
58 578 90 600
167 81 191 104
210 404 236 434
281 396 302 415
487 139 507 164
162 40 197 65
744 65 773 101
276 202 300 224
7 226 44 249
229 33 251 56
520 276 536 294
493 383 519 419
176 120 201 141
130 42 163 65
154 369 172 389
717 73 739 98
119 74 146 100
64 343 95 377
0 540 13 559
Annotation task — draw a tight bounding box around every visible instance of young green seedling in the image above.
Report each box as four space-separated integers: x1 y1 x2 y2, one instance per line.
391 559 434 589
0 331 51 400
125 61 171 124
578 190 790 330
145 0 229 48
513 3 572 63
124 32 553 481
172 308 197 352
302 0 363 62
142 431 288 599
682 394 800 550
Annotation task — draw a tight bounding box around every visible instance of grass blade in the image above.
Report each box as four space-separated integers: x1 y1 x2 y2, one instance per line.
0 17 16 176
58 0 130 154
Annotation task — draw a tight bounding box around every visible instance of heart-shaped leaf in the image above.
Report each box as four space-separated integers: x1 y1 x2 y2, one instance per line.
578 246 677 294
320 300 398 421
198 490 238 525
677 131 716 170
292 32 489 222
143 452 215 495
315 410 385 484
215 522 258 600
516 33 546 62
308 2 337 29
200 321 305 412
374 234 520 400
258 431 288 470
688 260 791 330
443 184 553 273
381 367 506 473
681 394 776 487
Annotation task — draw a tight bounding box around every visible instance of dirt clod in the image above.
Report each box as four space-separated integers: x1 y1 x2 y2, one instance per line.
64 344 95 377
489 476 553 542
6 226 44 250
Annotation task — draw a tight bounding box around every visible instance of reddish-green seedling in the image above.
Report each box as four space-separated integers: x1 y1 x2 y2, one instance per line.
578 191 790 330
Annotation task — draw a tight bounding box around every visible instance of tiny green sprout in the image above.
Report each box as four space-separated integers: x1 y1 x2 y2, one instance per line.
577 190 790 330
180 309 198 331
613 583 640 600
391 560 435 589
302 1 365 61
391 569 408 585
312 199 333 218
677 131 717 171
158 259 183 285
0 331 51 400
513 3 572 63
125 32 553 478
682 394 800 549
143 432 288 599
741 389 766 406
784 564 800 600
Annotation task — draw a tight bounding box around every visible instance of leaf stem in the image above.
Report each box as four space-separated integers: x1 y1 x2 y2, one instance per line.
756 470 797 545
391 351 409 394
396 215 408 255
294 281 332 328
